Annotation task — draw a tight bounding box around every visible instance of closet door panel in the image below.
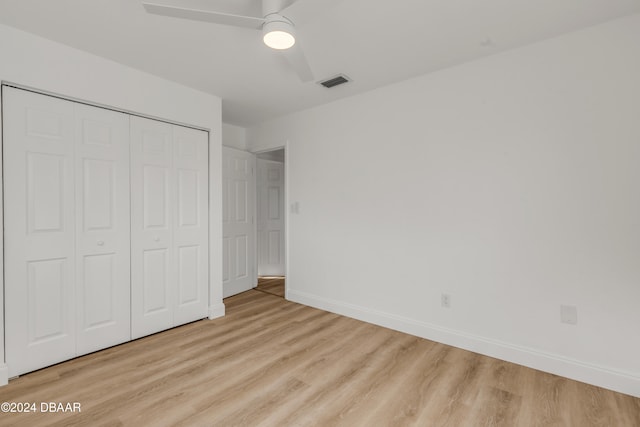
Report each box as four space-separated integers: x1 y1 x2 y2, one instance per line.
173 125 209 324
4 87 76 377
131 116 174 339
75 104 131 355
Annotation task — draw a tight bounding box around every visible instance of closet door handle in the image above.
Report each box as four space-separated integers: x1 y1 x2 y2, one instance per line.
97 240 105 246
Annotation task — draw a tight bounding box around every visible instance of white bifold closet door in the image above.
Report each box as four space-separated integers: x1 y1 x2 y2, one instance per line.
3 87 131 377
130 116 209 339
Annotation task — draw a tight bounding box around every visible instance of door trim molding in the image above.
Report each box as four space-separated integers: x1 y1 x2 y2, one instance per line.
208 303 226 320
0 364 8 386
252 144 289 299
1 81 209 132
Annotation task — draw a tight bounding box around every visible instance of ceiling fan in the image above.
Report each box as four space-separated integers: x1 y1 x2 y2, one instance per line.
142 0 344 83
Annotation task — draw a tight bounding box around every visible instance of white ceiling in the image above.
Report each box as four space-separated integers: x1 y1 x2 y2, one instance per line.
0 0 639 127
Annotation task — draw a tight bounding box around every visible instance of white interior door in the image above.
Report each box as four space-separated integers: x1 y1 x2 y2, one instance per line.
257 159 285 276
131 116 174 338
74 103 131 355
172 125 209 325
222 147 255 297
3 87 77 377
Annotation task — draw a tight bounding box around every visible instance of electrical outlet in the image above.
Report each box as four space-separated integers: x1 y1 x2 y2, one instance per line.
560 305 577 325
441 293 451 308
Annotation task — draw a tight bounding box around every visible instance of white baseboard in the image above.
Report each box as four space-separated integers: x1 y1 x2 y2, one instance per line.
0 364 8 387
288 289 640 398
208 303 226 320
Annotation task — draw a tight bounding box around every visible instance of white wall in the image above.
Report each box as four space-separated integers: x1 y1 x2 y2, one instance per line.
0 24 225 384
248 14 640 397
222 123 247 150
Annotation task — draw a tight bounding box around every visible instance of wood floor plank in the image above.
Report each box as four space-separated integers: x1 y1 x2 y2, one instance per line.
361 343 453 426
255 277 285 298
0 289 637 427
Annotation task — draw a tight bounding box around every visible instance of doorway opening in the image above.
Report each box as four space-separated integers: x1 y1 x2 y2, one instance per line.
255 277 285 298
254 147 286 298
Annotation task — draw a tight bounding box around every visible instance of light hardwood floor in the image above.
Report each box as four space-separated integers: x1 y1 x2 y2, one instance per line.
0 290 638 426
255 276 285 298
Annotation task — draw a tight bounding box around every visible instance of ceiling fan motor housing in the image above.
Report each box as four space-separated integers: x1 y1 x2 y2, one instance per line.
262 0 287 16
263 13 295 29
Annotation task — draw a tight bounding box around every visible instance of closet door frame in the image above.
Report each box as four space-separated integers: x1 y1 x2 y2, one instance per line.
0 84 213 381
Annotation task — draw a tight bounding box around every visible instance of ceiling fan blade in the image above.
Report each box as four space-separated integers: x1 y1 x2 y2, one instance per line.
283 44 314 82
143 1 264 29
279 0 345 26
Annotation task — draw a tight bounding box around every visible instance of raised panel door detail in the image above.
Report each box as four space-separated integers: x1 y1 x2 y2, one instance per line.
177 138 197 158
235 158 248 174
5 87 76 377
83 158 114 231
235 180 247 222
75 102 130 357
268 231 282 265
222 147 255 298
235 235 248 279
143 165 168 229
131 116 174 339
172 124 208 324
131 116 207 332
177 245 199 305
142 131 167 153
257 159 285 277
268 186 281 220
5 88 133 375
257 230 266 266
143 249 169 314
82 254 116 329
82 119 112 146
27 108 64 140
28 258 68 343
178 169 199 227
27 152 65 233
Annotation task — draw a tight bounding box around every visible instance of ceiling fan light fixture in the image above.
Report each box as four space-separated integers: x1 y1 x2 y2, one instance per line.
263 16 295 50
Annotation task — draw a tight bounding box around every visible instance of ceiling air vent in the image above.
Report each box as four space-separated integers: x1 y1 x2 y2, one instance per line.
319 74 350 88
